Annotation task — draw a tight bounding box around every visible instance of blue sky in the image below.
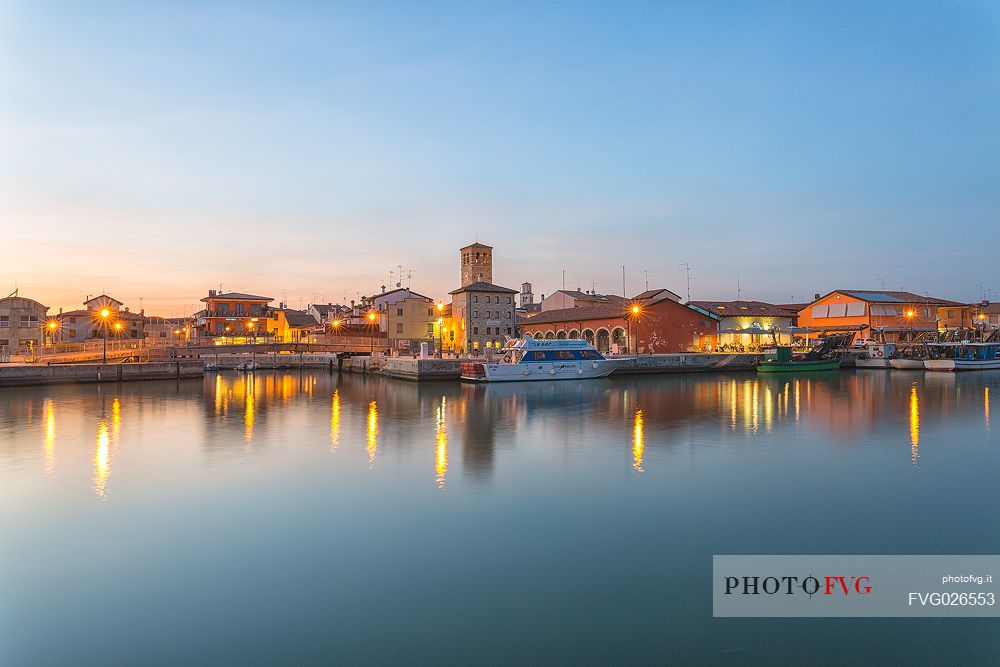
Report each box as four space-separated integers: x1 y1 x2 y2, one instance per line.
1 1 998 315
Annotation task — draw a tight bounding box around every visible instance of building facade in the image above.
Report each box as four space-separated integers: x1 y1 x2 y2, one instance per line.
0 295 49 355
519 293 719 354
197 291 275 341
795 290 961 343
371 288 439 352
449 241 518 355
55 294 145 343
687 300 797 348
450 283 518 354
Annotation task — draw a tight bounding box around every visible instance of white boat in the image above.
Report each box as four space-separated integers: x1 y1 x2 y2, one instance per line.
855 343 896 369
889 358 926 370
924 342 1000 372
461 338 632 382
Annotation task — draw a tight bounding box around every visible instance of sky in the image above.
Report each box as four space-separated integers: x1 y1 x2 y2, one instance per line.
1 0 998 316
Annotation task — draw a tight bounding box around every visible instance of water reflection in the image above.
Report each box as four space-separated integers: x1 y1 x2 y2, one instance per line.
632 409 644 473
330 389 341 452
23 368 994 496
244 374 255 447
44 399 56 477
986 387 991 433
367 400 378 466
94 419 110 498
435 397 448 489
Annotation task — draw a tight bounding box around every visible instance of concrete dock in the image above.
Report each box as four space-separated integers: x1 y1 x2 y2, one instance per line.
346 352 764 381
0 361 205 387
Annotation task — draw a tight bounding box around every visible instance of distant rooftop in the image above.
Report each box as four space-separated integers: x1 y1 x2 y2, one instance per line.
200 291 274 303
688 300 798 318
831 290 963 306
449 281 517 295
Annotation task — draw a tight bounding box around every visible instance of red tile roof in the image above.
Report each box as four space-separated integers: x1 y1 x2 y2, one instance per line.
687 300 798 318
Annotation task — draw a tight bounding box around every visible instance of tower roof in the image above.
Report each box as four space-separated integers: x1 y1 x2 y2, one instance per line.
460 242 492 251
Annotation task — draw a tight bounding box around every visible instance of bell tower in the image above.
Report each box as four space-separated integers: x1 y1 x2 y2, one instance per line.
460 242 493 287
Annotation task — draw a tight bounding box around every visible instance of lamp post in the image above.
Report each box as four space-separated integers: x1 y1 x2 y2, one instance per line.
631 305 641 355
368 312 376 354
437 318 444 358
100 308 110 365
905 309 914 342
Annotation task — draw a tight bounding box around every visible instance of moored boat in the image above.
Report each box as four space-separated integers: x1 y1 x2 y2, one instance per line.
757 345 841 373
924 342 1000 372
461 337 632 382
889 358 926 370
855 343 896 369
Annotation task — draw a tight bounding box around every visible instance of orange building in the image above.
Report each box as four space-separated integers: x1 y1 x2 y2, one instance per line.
198 290 275 341
796 290 962 343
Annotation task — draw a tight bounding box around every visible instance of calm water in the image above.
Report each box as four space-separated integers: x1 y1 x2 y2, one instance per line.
2 369 998 664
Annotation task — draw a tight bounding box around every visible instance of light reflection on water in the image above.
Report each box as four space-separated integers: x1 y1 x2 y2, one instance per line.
1 369 999 663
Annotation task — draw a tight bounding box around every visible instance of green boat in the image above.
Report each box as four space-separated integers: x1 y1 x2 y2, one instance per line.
757 346 842 373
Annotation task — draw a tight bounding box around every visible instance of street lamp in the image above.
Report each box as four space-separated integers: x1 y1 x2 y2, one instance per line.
47 320 58 346
437 317 444 358
100 308 110 365
630 304 641 355
368 311 377 353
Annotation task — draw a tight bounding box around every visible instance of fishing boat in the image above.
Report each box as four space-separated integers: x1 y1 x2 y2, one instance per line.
924 342 1000 372
460 338 631 382
757 345 841 373
855 343 896 369
888 357 926 370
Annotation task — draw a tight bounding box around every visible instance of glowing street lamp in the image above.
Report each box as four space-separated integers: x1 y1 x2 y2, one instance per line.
629 304 642 355
368 312 377 353
437 317 444 358
99 308 111 365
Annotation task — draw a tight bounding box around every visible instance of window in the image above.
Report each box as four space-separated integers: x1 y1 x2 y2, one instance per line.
506 312 511 319
19 315 38 327
427 308 433 316
69 317 77 324
426 324 434 335
397 308 404 316
473 327 479 335
0 315 8 327
472 295 478 303
495 296 500 304
473 311 478 318
235 303 243 314
250 304 261 314
506 296 512 304
506 327 512 335
159 331 167 337
69 329 76 337
218 303 228 313
923 308 930 317
532 351 547 360
396 323 404 333
581 350 599 359
846 302 866 317
556 351 575 360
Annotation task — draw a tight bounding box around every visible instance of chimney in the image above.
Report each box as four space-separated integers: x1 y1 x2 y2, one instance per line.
814 293 820 301
209 289 217 298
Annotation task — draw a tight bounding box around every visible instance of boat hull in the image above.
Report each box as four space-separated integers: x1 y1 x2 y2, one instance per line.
924 359 1000 372
855 357 891 369
889 358 925 370
757 359 841 373
464 358 632 382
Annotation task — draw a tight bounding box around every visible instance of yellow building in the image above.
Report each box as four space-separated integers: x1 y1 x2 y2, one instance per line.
372 288 440 353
